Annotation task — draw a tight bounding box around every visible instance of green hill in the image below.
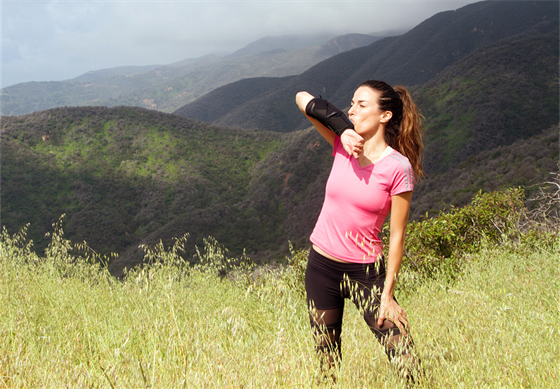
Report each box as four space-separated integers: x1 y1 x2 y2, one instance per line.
411 125 559 220
415 29 559 173
1 106 343 273
1 105 557 275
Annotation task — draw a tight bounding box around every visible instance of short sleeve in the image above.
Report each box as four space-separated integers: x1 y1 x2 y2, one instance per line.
332 135 348 158
332 136 339 157
388 153 415 196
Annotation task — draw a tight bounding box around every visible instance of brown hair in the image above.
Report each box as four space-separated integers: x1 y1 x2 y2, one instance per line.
360 80 424 180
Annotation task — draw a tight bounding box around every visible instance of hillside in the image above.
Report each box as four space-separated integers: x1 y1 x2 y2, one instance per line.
0 33 381 116
1 104 557 275
175 1 559 142
1 107 340 273
415 28 559 173
411 124 559 220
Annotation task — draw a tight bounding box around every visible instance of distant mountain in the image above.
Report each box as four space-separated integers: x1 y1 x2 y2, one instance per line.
175 1 558 129
69 55 225 82
226 33 338 58
71 65 163 83
227 33 387 58
165 53 223 68
0 33 381 116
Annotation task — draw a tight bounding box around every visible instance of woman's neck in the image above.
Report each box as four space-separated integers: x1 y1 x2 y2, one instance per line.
359 130 389 166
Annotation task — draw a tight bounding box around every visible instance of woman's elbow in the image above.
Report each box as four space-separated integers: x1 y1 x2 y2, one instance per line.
389 231 407 246
296 91 313 112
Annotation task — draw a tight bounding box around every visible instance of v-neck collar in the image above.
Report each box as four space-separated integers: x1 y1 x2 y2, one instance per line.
355 146 393 169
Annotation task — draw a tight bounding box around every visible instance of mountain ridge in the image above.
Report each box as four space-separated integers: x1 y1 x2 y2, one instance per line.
0 33 381 116
174 0 558 134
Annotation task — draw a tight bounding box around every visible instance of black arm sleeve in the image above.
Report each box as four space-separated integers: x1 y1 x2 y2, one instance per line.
305 97 354 136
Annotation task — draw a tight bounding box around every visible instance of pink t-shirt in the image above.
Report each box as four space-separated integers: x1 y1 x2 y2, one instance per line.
310 137 414 263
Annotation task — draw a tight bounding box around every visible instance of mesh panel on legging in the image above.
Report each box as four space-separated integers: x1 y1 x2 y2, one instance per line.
305 248 416 372
343 274 415 366
308 304 344 369
308 303 415 373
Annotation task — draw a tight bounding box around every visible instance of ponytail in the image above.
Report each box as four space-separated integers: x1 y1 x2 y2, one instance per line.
359 80 424 180
393 86 424 180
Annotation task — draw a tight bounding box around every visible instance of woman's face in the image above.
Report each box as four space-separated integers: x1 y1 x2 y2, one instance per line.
348 86 391 137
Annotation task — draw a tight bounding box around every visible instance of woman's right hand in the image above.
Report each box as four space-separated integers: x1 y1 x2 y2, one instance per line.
378 296 408 336
340 129 364 159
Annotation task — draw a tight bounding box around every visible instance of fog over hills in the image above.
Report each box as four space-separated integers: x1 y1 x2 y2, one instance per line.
226 33 339 58
0 33 382 116
71 65 164 83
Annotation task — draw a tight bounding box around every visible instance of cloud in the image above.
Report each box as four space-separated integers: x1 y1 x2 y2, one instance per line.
1 0 478 88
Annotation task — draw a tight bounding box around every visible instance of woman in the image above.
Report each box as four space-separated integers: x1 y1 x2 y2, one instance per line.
295 80 423 379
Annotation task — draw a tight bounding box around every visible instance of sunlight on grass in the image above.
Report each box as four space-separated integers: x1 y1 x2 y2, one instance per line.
1 215 558 387
410 247 559 387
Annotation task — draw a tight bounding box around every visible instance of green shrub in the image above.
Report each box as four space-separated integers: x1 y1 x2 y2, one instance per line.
284 183 559 295
400 188 524 278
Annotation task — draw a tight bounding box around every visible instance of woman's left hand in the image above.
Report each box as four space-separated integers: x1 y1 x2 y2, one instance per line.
378 296 408 336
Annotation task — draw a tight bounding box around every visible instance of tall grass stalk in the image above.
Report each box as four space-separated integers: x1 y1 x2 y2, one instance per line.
1 222 558 387
409 245 559 387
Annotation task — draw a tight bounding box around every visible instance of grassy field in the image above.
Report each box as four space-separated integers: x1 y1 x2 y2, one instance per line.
1 221 558 388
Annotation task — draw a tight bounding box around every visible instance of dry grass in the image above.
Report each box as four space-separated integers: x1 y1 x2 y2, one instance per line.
1 226 558 388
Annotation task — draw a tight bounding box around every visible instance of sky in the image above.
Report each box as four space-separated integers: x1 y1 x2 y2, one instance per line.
2 0 480 88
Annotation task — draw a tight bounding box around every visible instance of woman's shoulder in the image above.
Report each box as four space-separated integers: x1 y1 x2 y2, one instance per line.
385 148 412 167
383 148 415 189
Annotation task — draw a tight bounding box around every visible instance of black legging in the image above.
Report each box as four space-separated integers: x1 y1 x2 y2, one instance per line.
305 247 414 368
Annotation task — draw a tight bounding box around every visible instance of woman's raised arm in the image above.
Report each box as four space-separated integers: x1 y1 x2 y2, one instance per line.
296 91 337 146
295 91 364 157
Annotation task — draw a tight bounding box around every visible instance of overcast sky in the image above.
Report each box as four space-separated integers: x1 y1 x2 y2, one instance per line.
2 0 480 88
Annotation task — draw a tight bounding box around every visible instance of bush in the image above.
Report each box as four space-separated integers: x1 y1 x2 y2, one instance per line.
390 180 558 285
283 179 559 295
399 188 525 278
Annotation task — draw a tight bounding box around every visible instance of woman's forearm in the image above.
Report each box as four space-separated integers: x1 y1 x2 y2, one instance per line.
383 237 405 300
296 91 336 146
382 192 412 301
